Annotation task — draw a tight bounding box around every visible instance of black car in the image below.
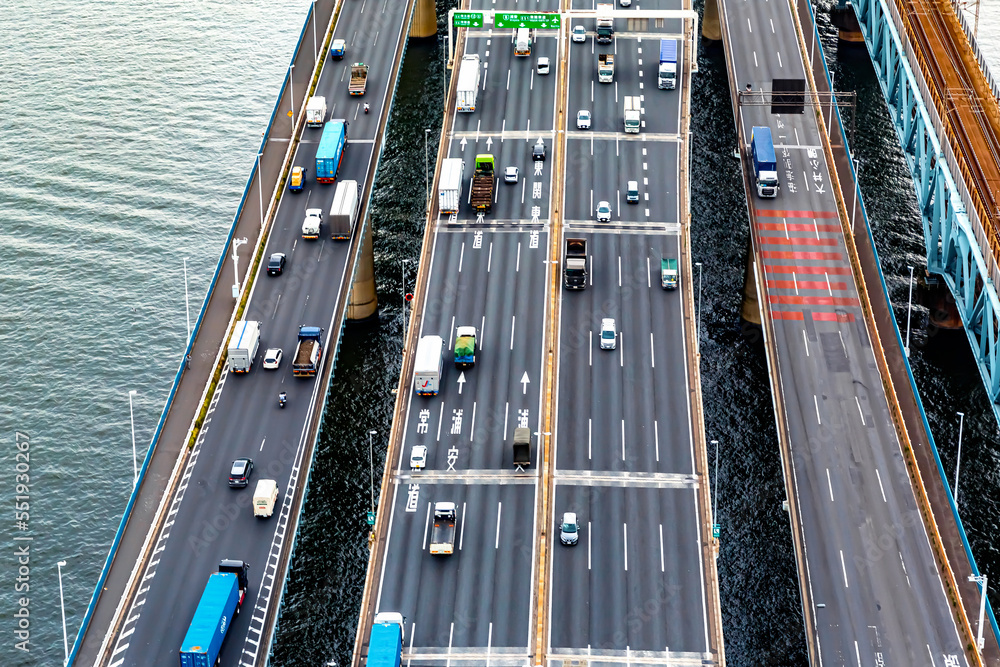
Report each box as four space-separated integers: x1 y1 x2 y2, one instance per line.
266 252 286 276
229 458 254 488
532 139 546 161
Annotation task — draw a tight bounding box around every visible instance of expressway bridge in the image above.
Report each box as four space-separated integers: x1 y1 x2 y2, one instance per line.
63 0 1000 664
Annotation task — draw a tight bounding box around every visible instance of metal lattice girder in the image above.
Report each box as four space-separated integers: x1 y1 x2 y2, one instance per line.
852 0 1000 414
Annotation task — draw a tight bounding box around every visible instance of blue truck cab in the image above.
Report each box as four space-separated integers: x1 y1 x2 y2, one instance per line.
179 560 249 667
315 119 348 183
750 126 779 198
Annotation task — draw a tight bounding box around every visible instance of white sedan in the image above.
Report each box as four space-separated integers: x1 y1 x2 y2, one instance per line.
262 348 282 370
577 110 592 129
410 445 428 469
596 200 612 222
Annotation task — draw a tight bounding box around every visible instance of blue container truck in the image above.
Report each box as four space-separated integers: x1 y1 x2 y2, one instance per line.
315 119 348 183
179 560 249 667
750 126 779 198
657 39 677 90
367 613 404 667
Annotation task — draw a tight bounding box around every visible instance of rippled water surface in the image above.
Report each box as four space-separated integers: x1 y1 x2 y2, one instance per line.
2 1 998 665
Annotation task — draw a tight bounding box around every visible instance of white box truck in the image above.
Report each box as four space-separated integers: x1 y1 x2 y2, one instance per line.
456 54 481 112
329 179 360 240
623 96 640 133
413 335 444 396
514 28 531 56
253 479 278 518
305 96 327 127
438 158 465 214
227 320 261 373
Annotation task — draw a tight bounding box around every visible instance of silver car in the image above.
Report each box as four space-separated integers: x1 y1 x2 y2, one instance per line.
600 318 617 350
572 26 587 43
560 512 579 545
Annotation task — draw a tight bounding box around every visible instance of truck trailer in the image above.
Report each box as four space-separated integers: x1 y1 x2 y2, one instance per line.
315 119 348 183
563 238 588 290
750 126 779 198
413 335 444 396
329 179 360 241
349 62 369 95
367 613 404 667
292 325 324 377
456 54 481 112
178 560 249 667
227 320 260 373
658 39 678 90
438 158 465 214
429 502 457 555
305 95 327 127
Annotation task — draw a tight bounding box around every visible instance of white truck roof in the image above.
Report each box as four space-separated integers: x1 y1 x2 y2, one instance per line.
456 325 476 337
414 335 444 373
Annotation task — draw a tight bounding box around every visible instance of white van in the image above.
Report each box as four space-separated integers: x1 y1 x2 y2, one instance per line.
514 28 531 56
253 479 279 518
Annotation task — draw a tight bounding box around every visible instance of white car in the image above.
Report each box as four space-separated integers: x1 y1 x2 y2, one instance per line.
262 348 282 370
504 166 519 183
410 445 427 469
537 57 550 75
596 200 611 222
600 318 617 350
572 26 587 43
577 110 592 129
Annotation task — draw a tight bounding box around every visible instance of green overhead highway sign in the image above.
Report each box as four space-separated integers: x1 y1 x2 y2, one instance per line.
453 11 484 27
495 12 561 29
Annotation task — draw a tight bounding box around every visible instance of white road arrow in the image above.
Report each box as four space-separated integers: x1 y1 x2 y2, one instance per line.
458 371 467 394
460 137 468 149
486 136 493 149
521 371 530 394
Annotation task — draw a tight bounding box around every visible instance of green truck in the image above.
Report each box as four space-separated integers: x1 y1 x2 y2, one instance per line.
454 326 477 368
660 258 678 290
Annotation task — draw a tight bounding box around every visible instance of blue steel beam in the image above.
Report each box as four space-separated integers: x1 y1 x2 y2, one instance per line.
852 0 1000 423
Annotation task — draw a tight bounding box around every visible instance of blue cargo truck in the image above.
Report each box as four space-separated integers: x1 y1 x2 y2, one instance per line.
367 612 404 667
315 119 348 183
179 560 249 667
657 39 677 90
750 126 779 198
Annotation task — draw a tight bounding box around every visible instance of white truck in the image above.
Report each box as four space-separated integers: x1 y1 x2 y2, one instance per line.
413 335 444 396
623 96 640 133
596 3 614 43
598 54 614 83
429 502 457 555
227 320 261 373
305 96 327 127
302 208 323 239
456 54 481 112
514 28 531 56
438 158 465 214
329 179 360 240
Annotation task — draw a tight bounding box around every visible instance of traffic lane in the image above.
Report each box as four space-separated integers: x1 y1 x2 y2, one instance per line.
563 138 678 224
565 32 617 135
454 34 511 134
549 485 705 652
638 40 683 136
443 141 552 223
722 0 805 86
774 318 968 664
375 483 536 648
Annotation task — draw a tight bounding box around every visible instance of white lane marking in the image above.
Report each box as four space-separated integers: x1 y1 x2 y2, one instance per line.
855 396 866 425
618 255 622 287
588 418 592 461
855 641 861 667
659 523 665 572
516 242 521 272
436 402 444 441
449 317 455 349
770 18 775 32
588 522 592 570
840 550 849 587
510 316 516 350
619 332 623 367
802 329 809 356
814 395 822 424
777 51 783 67
623 522 629 571
826 468 834 502
503 402 509 438
646 257 651 288
753 51 758 68
747 17 752 32
470 402 477 441
621 419 626 461
459 501 467 550
495 502 502 549
899 552 911 587
654 420 659 462
487 241 493 272
650 332 655 368
458 242 465 272
259 437 266 452
875 468 887 502
589 331 593 366
506 69 510 90
422 501 431 550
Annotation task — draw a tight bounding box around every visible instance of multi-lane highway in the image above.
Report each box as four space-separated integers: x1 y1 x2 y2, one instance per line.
91 1 413 665
367 1 719 665
719 0 969 663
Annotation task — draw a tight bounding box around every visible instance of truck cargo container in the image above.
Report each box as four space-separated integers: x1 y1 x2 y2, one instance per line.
514 28 531 56
623 96 640 133
750 126 779 197
178 560 249 667
413 335 444 396
315 119 348 183
438 158 465 214
227 320 260 373
596 4 614 42
305 96 327 127
512 427 530 470
367 613 404 667
329 179 360 241
456 54 481 112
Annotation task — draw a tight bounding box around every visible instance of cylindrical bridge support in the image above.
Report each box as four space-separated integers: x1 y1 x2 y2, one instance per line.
348 222 379 322
702 0 723 42
740 241 762 328
410 0 437 39
830 4 865 44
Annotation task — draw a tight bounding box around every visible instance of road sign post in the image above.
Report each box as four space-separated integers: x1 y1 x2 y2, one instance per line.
453 11 484 27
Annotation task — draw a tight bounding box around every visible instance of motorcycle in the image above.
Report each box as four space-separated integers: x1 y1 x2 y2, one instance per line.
278 392 287 409
364 103 370 114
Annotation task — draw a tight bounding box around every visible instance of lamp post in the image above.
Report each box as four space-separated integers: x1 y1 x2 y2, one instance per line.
312 0 318 62
695 262 703 345
905 265 915 357
183 258 191 347
402 259 412 344
128 390 138 487
827 71 836 137
367 430 377 522
425 129 432 212
969 574 988 652
231 237 248 299
953 411 965 504
850 160 861 233
256 152 265 230
57 560 68 666
711 439 719 519
288 64 296 129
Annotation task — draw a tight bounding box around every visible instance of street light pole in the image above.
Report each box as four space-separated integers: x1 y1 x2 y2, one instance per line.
183 258 191 347
57 560 68 666
312 0 318 62
128 390 138 487
850 160 861 233
288 64 296 129
695 262 703 345
231 237 248 299
969 574 988 653
905 265 915 357
953 411 965 504
711 439 719 520
256 152 265 230
425 129 431 212
368 430 377 519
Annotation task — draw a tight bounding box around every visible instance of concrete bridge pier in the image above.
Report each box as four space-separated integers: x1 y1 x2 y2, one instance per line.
831 2 865 44
702 0 723 42
740 241 763 327
410 0 437 39
348 222 379 321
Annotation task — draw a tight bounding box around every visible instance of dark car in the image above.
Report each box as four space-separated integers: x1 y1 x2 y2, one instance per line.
266 252 286 276
532 139 546 161
229 458 254 488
